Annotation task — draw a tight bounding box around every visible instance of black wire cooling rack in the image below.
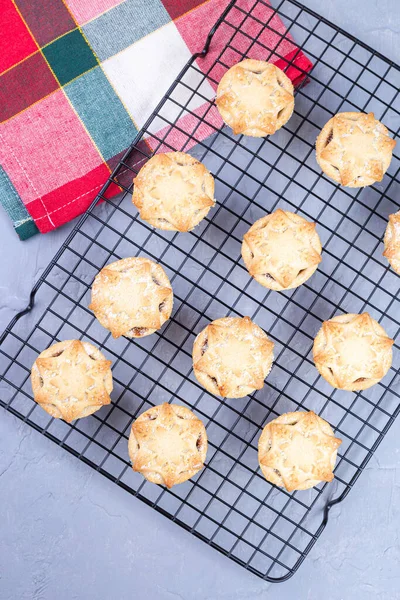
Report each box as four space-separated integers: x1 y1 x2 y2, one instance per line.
1 0 400 583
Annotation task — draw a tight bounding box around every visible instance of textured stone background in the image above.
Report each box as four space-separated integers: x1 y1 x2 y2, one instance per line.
1 1 399 598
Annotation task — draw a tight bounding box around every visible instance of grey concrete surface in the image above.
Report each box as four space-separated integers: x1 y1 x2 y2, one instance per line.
1 1 400 598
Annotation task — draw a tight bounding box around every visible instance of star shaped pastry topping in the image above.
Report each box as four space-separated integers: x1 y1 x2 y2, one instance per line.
216 60 294 136
383 211 400 275
128 403 208 488
317 112 396 187
32 340 112 423
193 316 274 398
242 209 322 290
259 411 342 492
313 313 393 391
89 257 173 338
132 152 215 232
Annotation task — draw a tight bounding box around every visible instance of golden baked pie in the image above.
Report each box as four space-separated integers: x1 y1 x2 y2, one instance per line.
258 411 341 492
132 152 215 232
192 316 274 398
89 257 173 339
128 403 207 488
242 209 322 291
313 312 393 391
31 339 113 423
383 212 400 274
216 59 294 137
316 112 396 188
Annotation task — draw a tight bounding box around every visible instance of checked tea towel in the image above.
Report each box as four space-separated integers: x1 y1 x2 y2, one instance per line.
0 0 312 240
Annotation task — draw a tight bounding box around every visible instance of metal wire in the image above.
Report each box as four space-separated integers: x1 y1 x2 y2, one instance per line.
1 0 400 582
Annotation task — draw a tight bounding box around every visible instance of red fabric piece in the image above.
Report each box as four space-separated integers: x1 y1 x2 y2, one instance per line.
275 49 313 88
65 0 122 25
0 0 37 73
15 0 76 46
146 103 223 155
0 52 58 122
162 0 205 20
0 90 105 206
28 163 120 232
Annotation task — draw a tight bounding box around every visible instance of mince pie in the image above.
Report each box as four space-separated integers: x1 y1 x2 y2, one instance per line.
128 403 207 488
216 60 294 137
89 257 173 338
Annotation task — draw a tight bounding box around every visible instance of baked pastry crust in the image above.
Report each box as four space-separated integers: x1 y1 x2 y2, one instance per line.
383 212 400 274
313 313 393 391
89 257 173 339
192 316 274 398
216 60 294 137
128 403 207 488
241 209 322 291
316 112 396 188
132 152 215 232
31 339 113 423
258 411 341 492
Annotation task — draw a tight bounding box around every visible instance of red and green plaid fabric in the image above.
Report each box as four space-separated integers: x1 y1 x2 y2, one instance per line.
0 0 312 240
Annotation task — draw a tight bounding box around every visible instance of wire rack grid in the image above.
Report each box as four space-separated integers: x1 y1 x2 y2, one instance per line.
1 0 400 583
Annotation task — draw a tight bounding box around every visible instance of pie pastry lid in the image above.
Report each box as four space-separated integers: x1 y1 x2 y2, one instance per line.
132 151 215 232
384 211 400 275
316 111 396 188
313 312 394 391
89 256 173 339
31 339 113 423
128 403 208 488
192 316 274 398
258 411 341 492
241 209 322 291
216 59 294 138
